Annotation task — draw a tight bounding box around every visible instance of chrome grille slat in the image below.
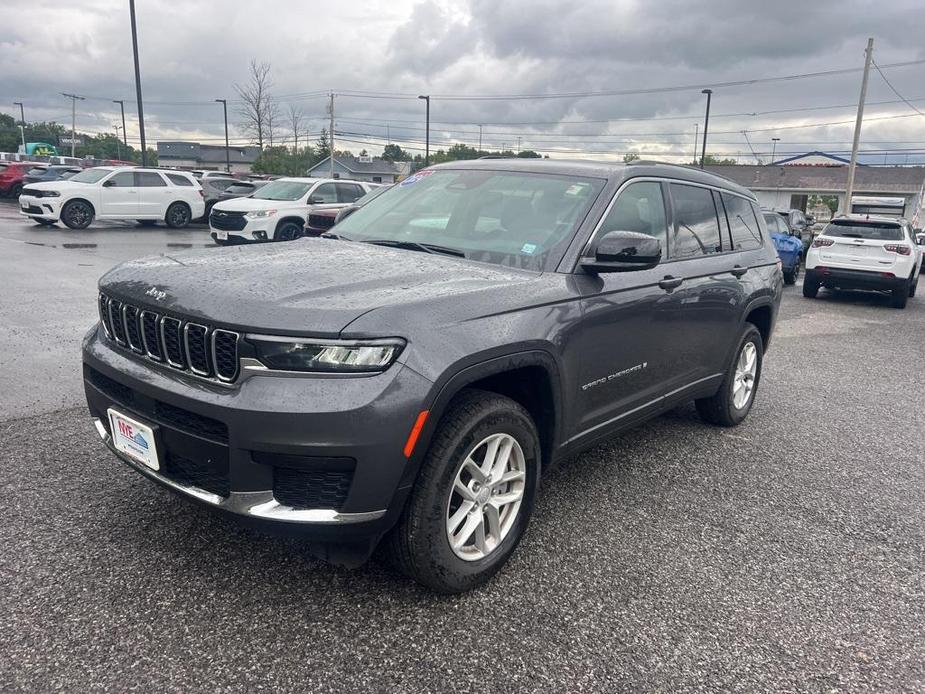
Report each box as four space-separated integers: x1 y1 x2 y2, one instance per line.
98 293 239 384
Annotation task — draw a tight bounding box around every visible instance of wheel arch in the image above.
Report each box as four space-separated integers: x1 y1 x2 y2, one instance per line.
63 197 96 215
274 216 306 238
742 299 774 352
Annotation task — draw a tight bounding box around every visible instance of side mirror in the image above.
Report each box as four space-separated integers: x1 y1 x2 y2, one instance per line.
102 179 116 187
581 230 661 273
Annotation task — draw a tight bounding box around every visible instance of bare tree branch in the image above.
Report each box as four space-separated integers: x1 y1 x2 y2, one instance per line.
234 59 273 149
287 103 306 151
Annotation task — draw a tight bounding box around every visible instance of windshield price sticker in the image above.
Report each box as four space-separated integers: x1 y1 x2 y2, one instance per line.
400 169 435 186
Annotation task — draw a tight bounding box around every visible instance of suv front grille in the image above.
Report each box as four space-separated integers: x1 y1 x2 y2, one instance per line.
209 209 247 231
98 292 240 384
307 213 337 231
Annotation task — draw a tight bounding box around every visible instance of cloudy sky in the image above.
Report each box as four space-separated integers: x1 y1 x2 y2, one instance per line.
3 0 924 163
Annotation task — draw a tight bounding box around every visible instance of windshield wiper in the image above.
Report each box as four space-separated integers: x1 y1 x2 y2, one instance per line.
321 232 352 241
362 239 466 257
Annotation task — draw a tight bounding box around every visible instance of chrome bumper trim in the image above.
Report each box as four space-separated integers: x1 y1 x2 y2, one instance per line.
93 418 385 525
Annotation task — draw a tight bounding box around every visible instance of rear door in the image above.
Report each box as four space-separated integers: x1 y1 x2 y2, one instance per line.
99 171 138 216
816 220 906 272
308 182 337 205
134 171 170 217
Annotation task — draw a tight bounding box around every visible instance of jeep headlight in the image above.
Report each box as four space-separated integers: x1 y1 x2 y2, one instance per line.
245 209 277 218
247 336 405 372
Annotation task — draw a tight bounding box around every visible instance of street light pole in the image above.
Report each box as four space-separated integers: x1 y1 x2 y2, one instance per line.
114 125 123 160
13 102 25 151
215 99 230 172
700 89 713 169
478 124 483 152
61 93 85 157
112 100 127 149
418 95 430 166
693 123 698 165
770 137 780 165
128 0 148 166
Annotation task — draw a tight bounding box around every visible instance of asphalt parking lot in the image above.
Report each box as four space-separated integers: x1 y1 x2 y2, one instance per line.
0 199 923 693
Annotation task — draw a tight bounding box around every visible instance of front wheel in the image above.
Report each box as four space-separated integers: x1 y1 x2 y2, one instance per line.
165 202 191 229
696 324 764 427
383 390 540 593
61 200 94 229
274 220 303 242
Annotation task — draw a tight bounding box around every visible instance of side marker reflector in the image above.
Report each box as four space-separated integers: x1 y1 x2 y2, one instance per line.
403 410 430 458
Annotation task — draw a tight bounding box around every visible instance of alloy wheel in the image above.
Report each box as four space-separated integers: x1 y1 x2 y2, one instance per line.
445 432 526 561
732 341 758 409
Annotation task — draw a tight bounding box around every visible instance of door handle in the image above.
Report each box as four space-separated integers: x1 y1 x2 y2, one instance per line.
730 265 748 278
658 275 684 291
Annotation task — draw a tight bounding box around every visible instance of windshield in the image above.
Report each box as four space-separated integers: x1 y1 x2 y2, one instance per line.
824 221 903 241
354 185 391 206
250 180 313 201
26 167 46 176
225 184 253 194
69 168 111 184
333 169 603 271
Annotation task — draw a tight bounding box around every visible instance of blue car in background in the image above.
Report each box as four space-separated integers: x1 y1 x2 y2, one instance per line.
764 211 803 285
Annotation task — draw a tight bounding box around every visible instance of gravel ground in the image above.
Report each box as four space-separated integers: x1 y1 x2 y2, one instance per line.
0 287 923 693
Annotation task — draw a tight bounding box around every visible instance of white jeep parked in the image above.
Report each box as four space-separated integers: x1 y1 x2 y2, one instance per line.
18 166 205 229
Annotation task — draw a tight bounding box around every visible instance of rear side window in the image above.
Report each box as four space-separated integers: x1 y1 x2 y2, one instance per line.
721 193 762 251
311 183 337 203
598 181 669 250
135 172 167 187
336 182 364 203
824 221 903 241
166 173 193 186
669 183 722 258
107 172 135 187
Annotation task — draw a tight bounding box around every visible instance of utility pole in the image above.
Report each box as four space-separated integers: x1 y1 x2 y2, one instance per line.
845 38 874 215
112 100 127 149
770 137 780 165
114 124 123 160
418 95 430 166
693 123 698 165
478 124 483 152
61 93 85 157
13 102 25 151
215 99 230 172
700 89 713 169
128 0 148 165
517 136 522 154
329 92 335 179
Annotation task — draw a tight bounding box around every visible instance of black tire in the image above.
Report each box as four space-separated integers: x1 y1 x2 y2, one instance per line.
891 282 909 309
783 269 796 285
165 202 191 229
803 279 819 298
696 324 764 428
61 200 94 230
383 389 541 593
274 220 303 242
11 183 23 198
909 274 917 298
136 220 158 227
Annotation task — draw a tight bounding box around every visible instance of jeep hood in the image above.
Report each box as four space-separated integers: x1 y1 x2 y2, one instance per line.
99 238 541 337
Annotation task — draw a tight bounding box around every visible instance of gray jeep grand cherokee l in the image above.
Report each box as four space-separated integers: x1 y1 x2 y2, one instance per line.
83 159 782 592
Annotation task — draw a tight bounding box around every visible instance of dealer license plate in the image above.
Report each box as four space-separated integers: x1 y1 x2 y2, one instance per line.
108 408 160 471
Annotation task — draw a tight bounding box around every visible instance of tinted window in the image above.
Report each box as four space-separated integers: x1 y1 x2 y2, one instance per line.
669 184 722 257
135 172 166 187
823 221 903 241
251 180 313 201
311 183 337 203
336 183 364 203
722 193 762 250
166 173 193 186
224 183 254 195
598 181 668 249
107 172 135 187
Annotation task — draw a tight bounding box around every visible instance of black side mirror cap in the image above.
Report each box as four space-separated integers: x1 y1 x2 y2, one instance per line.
581 230 662 273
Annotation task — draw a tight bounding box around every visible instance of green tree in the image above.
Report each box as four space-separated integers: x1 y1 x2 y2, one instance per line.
516 150 542 158
315 128 331 160
696 154 737 166
252 145 317 176
623 152 640 163
381 143 411 162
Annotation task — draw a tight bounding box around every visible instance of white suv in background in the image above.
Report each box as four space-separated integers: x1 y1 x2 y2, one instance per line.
19 167 205 229
209 177 373 243
804 215 922 309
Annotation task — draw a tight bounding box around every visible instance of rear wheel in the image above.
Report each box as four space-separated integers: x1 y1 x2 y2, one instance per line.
383 390 540 593
803 278 819 298
165 202 191 229
274 220 303 242
908 273 918 298
61 200 94 229
783 264 799 285
11 183 23 198
696 324 763 427
892 281 909 309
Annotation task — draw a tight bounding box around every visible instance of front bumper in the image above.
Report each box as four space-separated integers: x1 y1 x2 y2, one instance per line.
82 326 432 546
210 216 275 243
18 194 62 220
805 266 907 291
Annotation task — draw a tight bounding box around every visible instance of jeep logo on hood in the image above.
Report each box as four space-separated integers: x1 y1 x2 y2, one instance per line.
145 286 167 302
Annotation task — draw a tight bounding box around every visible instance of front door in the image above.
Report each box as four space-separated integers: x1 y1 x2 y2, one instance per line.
99 171 138 216
570 180 689 441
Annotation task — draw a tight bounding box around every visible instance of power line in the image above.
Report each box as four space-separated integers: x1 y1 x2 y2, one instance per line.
872 60 925 119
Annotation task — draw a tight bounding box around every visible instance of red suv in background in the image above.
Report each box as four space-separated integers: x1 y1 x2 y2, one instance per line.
0 162 46 199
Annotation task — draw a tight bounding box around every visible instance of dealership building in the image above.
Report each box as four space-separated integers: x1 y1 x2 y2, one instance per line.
156 141 260 174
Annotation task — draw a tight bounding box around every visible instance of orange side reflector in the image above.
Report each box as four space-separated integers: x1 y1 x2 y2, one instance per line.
403 410 430 458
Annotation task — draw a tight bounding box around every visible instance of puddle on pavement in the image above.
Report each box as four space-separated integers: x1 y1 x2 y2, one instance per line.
25 241 55 247
166 243 193 248
62 243 97 249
